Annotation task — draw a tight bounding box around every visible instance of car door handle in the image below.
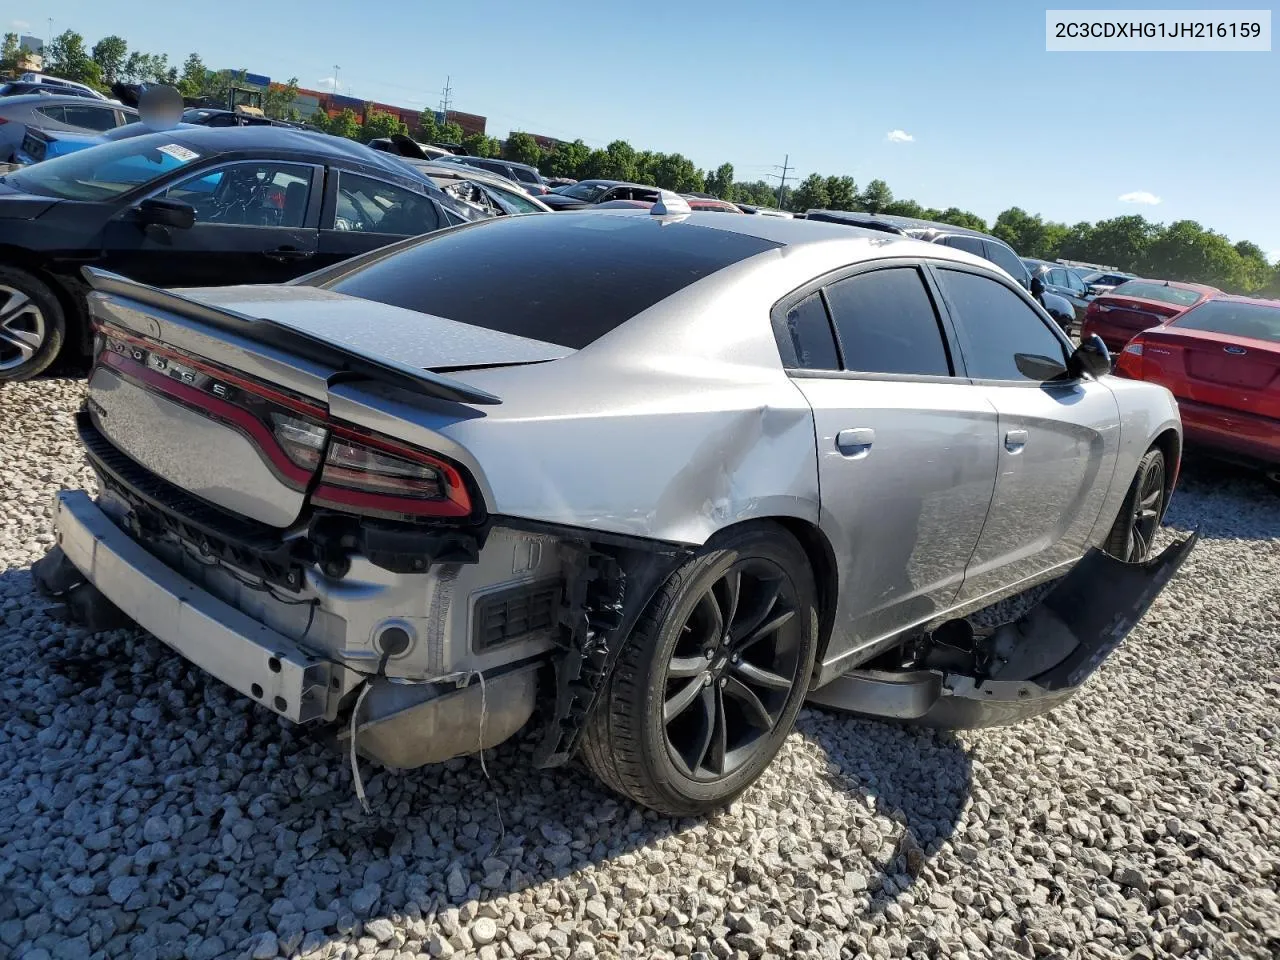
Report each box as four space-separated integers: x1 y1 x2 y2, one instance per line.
1004 429 1028 453
836 427 875 458
263 246 314 262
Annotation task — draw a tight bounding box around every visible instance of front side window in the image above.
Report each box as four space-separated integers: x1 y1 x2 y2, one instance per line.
164 162 313 227
334 172 440 236
936 269 1069 381
822 267 952 377
60 105 120 132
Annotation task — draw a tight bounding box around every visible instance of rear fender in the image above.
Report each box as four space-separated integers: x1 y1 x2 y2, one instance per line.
807 533 1197 727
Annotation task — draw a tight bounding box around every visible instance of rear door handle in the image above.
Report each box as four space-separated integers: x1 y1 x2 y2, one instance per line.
836 427 875 458
263 246 314 262
1004 429 1028 453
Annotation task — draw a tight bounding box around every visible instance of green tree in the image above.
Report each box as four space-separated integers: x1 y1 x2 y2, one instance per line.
361 108 408 142
1232 240 1273 292
439 121 465 145
461 133 501 158
733 180 779 207
91 35 128 85
992 207 1070 259
705 163 735 200
882 198 924 218
314 108 361 140
543 139 590 179
1138 220 1245 291
791 173 830 212
46 31 103 87
1085 215 1158 272
0 33 20 75
177 53 208 98
503 132 543 167
1057 221 1097 262
263 78 299 120
652 153 704 193
824 175 858 210
859 178 893 214
934 207 988 231
417 111 440 143
584 140 638 182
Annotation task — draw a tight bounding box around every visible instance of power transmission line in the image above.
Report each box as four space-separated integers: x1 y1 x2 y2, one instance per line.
766 155 792 210
438 76 453 116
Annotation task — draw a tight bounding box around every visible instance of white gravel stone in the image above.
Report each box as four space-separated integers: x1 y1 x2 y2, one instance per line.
2 378 1279 960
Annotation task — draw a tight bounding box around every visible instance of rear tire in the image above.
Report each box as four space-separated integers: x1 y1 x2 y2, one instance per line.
0 265 65 382
1103 448 1167 562
581 522 818 817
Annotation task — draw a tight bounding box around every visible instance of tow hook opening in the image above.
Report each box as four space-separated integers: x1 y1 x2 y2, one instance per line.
807 534 1199 727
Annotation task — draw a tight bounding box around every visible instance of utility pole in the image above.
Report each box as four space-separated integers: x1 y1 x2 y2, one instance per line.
439 75 453 118
332 65 340 94
768 155 792 210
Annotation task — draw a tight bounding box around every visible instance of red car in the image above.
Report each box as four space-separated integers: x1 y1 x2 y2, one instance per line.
1082 279 1219 354
1114 295 1280 476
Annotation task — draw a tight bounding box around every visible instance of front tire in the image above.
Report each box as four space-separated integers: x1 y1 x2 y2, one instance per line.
0 266 65 382
581 523 818 817
1103 447 1167 562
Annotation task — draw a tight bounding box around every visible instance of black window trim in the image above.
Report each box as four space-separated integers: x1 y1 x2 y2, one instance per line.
924 260 1082 387
769 256 968 385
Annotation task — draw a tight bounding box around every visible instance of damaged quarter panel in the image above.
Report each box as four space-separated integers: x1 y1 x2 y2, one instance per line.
421 251 827 545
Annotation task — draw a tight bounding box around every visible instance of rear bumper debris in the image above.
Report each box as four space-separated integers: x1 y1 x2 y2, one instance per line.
807 534 1198 727
49 489 360 723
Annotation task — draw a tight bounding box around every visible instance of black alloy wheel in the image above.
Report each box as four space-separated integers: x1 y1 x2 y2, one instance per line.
662 559 802 781
1126 453 1166 562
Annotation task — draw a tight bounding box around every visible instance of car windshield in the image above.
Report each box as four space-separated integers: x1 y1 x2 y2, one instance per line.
1170 300 1280 343
557 182 611 202
1109 281 1203 306
7 135 203 201
310 213 780 349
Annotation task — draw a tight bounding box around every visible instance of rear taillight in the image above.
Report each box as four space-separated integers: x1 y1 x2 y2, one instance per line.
270 413 329 469
1114 339 1145 379
313 431 473 519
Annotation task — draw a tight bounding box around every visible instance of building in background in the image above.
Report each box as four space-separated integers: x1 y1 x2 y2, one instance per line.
278 81 487 138
17 36 43 73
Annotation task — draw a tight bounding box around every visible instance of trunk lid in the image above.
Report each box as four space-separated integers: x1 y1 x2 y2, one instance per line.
82 270 563 528
1140 326 1280 419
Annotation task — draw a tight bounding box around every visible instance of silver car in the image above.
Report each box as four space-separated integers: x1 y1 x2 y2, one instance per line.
0 94 137 161
35 207 1194 816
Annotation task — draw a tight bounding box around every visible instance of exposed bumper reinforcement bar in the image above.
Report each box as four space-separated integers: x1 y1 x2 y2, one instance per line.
50 490 356 723
807 534 1198 727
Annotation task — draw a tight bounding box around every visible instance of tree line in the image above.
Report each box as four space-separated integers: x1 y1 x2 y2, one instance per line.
6 27 1277 296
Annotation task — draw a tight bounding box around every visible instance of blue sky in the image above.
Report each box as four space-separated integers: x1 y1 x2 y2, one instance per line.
19 1 1279 256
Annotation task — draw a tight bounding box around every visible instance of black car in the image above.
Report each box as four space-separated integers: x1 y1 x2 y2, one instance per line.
805 210 1078 331
1022 258 1093 323
0 126 475 381
540 179 662 211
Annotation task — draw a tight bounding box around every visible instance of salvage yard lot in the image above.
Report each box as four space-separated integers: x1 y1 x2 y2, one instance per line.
1 378 1278 960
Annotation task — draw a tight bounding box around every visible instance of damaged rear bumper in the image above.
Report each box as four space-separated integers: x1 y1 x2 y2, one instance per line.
807 534 1198 727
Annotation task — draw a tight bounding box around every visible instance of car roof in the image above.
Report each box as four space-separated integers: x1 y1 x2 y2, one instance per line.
1209 293 1280 307
0 93 132 110
805 209 1000 242
1109 278 1219 294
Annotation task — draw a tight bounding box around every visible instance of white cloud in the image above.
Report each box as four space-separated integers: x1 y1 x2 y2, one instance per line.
1118 190 1161 205
885 129 914 143
11 19 30 31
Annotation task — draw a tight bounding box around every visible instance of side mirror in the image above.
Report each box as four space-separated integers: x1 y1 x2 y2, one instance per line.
1030 275 1046 299
137 197 195 230
1069 334 1112 379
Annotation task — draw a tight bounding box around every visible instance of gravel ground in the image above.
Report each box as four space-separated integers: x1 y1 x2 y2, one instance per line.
1 377 1278 960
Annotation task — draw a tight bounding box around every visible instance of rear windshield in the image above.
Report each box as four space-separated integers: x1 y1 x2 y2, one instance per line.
1109 281 1202 306
1170 300 1280 343
313 214 780 349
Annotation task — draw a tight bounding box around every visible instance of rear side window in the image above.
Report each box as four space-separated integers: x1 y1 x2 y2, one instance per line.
822 267 952 377
983 240 1031 286
936 269 1068 381
60 105 120 132
317 214 781 349
775 293 840 370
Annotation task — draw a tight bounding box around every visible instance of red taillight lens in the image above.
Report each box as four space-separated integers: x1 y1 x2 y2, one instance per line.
313 431 473 519
1114 339 1145 379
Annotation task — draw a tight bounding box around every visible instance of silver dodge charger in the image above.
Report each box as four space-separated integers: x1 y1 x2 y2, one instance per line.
35 203 1195 816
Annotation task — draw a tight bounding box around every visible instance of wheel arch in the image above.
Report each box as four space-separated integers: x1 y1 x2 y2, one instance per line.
1151 427 1181 514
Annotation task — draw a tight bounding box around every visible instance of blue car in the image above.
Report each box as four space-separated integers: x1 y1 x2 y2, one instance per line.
16 121 201 164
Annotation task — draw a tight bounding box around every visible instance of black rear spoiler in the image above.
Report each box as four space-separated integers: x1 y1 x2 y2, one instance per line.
81 267 501 406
